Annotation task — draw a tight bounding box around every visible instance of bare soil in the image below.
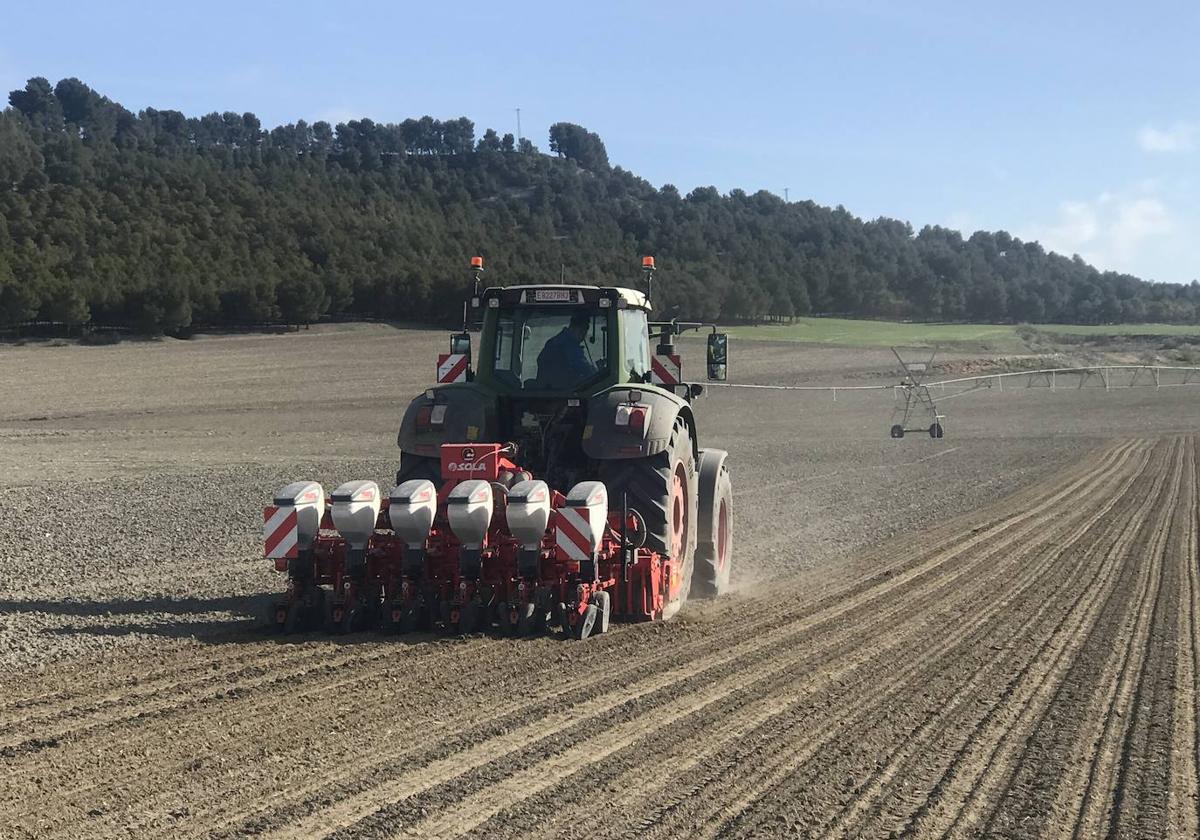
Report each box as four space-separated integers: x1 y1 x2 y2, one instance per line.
1 324 1198 838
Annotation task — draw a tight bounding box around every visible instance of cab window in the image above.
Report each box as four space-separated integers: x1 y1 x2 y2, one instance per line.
492 307 609 390
622 309 650 381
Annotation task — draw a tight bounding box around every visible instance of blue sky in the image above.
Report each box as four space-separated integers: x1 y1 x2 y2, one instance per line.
3 0 1197 283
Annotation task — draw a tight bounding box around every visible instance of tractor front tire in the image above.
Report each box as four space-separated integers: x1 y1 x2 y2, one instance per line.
693 449 733 598
599 416 698 619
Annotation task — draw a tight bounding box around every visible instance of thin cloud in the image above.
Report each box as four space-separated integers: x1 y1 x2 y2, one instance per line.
1039 200 1100 252
315 106 362 126
1110 198 1173 261
1137 122 1196 153
1026 190 1174 277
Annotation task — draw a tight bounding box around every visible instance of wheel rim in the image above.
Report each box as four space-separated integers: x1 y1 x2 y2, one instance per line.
671 462 689 560
716 496 730 573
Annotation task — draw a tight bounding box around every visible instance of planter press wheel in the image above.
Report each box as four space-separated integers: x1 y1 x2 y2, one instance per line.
455 598 483 635
283 586 327 635
338 601 361 635
517 599 545 636
282 600 304 635
399 598 429 633
568 591 610 640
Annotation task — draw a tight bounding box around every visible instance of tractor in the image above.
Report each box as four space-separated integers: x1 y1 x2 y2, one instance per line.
263 256 733 638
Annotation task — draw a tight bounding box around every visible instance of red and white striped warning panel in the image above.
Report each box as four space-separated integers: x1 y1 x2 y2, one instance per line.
263 506 299 560
556 506 596 562
650 353 682 386
437 353 469 384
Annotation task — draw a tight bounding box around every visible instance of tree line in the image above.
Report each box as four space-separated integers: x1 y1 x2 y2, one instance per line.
2 76 1198 334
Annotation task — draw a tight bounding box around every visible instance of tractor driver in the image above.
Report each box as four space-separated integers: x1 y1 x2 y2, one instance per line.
536 310 597 389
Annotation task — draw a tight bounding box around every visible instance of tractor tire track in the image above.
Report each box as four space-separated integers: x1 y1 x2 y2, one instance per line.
642 438 1166 840
1167 437 1200 838
809 436 1165 840
459 439 1154 840
131 441 1138 839
897 437 1180 840
831 436 1180 840
0 439 1145 839
358 465 1126 840
231 442 1141 840
6 438 1200 840
968 436 1185 840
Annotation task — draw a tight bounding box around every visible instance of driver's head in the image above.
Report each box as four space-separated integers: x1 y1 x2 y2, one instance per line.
568 310 590 341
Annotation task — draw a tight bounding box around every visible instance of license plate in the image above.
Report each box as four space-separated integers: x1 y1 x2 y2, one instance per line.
534 289 573 302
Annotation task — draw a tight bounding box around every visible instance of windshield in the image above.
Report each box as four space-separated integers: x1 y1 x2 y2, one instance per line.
491 307 609 391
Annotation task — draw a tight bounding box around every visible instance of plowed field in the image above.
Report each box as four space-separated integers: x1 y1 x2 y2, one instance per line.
2 326 1198 838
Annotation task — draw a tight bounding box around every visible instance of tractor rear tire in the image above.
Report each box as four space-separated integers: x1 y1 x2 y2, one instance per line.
396 453 442 488
693 449 733 598
890 424 905 439
599 416 698 618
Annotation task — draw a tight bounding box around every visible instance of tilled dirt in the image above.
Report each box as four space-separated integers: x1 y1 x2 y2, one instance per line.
2 326 1200 838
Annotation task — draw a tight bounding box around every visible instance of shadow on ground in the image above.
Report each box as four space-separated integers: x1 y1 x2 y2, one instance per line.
0 594 513 647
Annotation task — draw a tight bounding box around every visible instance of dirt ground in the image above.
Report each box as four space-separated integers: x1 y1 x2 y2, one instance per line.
1 324 1198 838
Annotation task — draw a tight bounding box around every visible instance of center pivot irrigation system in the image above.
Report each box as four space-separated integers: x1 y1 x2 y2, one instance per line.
889 348 943 439
263 257 734 639
711 347 1200 439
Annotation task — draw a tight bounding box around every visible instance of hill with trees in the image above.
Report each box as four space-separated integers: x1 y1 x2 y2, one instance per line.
2 76 1198 333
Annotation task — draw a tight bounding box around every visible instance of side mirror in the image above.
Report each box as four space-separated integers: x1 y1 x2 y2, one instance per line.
450 331 472 357
706 333 728 381
449 331 474 381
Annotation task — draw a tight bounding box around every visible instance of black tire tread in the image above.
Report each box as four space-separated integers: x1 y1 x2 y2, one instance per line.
599 417 698 611
693 455 732 598
598 418 694 559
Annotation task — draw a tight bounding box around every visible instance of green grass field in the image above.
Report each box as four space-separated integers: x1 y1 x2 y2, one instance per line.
724 318 1200 349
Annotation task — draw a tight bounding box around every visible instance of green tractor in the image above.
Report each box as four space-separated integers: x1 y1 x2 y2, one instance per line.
396 257 733 613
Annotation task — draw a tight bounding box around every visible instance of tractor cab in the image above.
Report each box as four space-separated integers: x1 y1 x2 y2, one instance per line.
454 284 653 488
398 256 729 491
475 284 651 395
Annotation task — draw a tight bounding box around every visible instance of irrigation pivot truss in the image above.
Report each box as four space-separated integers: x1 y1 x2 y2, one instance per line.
889 347 943 439
708 350 1200 439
